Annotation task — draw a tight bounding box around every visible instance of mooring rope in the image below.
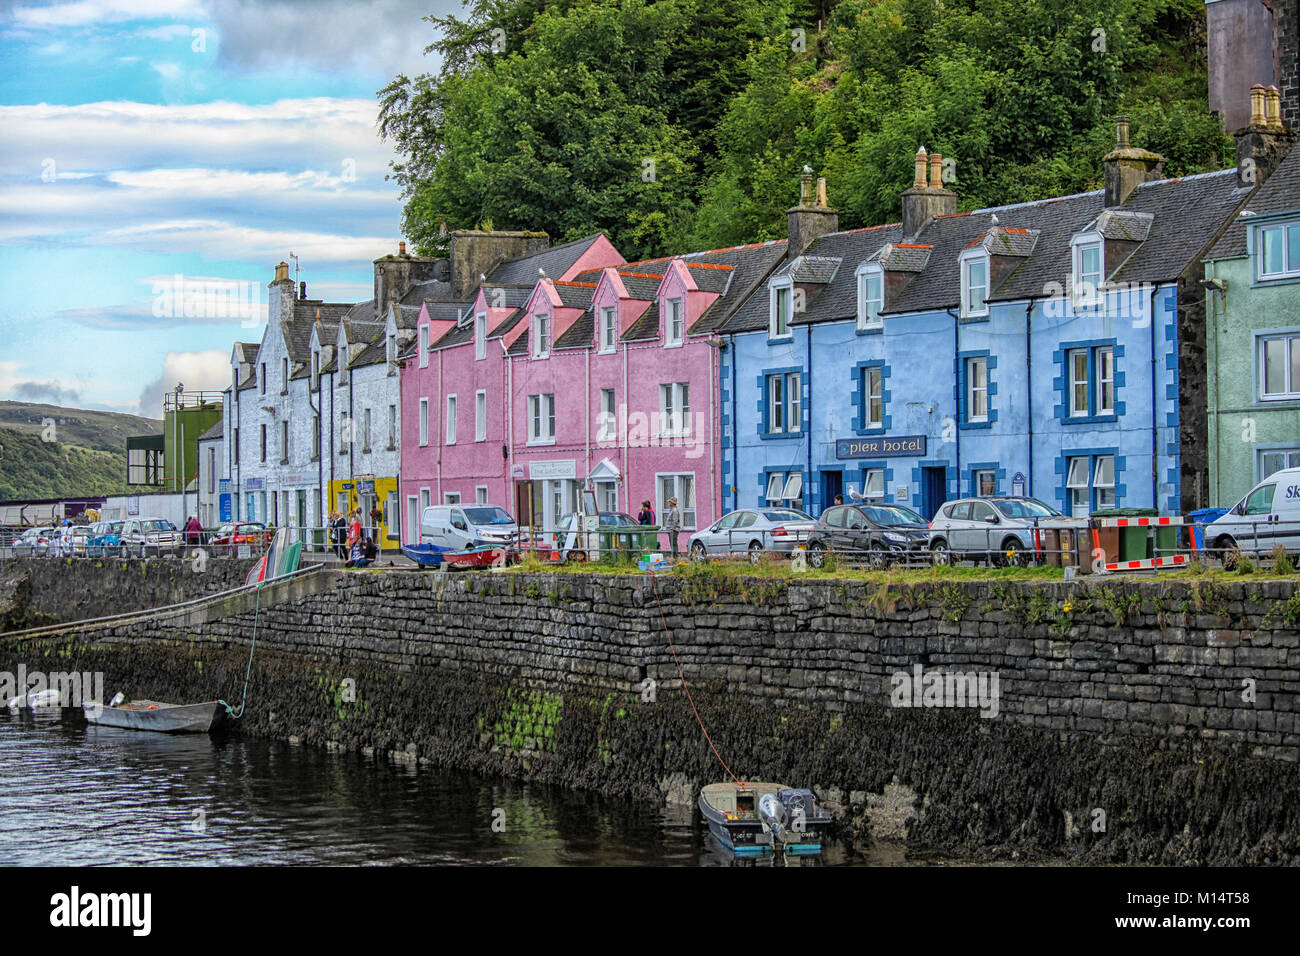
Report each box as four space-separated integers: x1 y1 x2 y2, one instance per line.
648 571 743 786
219 581 261 719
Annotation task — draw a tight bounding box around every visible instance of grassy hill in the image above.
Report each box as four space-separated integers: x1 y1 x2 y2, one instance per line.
0 402 161 500
0 401 160 456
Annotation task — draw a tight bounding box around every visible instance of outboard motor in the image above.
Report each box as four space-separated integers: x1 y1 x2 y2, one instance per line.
758 792 787 839
779 789 815 832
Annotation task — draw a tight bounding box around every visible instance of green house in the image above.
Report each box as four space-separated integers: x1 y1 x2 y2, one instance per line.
1205 144 1300 508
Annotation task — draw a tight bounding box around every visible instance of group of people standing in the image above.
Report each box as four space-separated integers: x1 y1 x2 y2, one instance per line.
329 509 376 568
637 497 683 557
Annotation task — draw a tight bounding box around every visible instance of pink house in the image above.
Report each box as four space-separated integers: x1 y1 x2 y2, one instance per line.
398 234 622 540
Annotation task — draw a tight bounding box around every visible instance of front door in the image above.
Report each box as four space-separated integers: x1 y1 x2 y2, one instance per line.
920 467 947 521
820 470 843 515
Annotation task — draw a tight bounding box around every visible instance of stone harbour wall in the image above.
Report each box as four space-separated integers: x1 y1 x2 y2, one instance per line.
3 568 1299 863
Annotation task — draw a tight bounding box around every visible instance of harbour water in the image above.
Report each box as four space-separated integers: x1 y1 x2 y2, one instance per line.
0 710 906 867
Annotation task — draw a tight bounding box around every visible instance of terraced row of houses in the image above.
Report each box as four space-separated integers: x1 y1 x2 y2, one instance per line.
195 82 1300 549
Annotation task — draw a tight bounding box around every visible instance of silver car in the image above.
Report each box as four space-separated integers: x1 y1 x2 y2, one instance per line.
687 508 816 563
928 496 1062 566
120 517 183 557
11 526 55 556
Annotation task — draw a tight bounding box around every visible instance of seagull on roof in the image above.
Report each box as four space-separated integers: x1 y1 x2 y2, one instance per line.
990 213 999 228
538 268 547 278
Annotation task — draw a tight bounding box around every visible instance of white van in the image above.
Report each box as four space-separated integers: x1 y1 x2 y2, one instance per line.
1207 467 1300 556
420 504 517 551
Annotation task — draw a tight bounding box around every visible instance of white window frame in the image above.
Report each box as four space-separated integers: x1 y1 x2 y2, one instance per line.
1067 349 1090 417
1097 347 1115 415
857 264 884 331
476 485 489 505
966 357 988 422
960 250 989 318
406 495 419 545
1257 222 1300 280
444 492 461 505
1071 235 1104 308
974 468 996 497
656 472 696 529
1259 333 1300 401
418 397 429 447
418 325 429 368
1066 456 1090 515
864 469 885 499
1260 447 1300 480
658 382 691 438
475 390 487 442
766 372 801 435
475 312 487 360
528 393 555 445
769 280 793 339
598 388 617 441
1093 455 1116 510
445 394 457 445
665 297 684 347
420 487 431 515
599 306 618 353
863 366 883 429
533 312 551 358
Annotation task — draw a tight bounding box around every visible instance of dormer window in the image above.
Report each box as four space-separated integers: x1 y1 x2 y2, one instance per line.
533 313 551 358
599 306 617 353
1071 235 1104 307
769 282 793 340
1257 222 1300 280
665 298 683 346
856 264 884 331
418 326 429 369
960 252 989 318
475 312 487 360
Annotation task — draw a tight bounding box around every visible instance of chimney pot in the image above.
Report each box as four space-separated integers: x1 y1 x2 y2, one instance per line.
1250 85 1268 128
299 281 306 300
399 241 407 256
816 177 828 207
274 261 289 283
928 153 943 189
1115 116 1130 148
1265 86 1283 131
799 169 814 206
913 147 928 189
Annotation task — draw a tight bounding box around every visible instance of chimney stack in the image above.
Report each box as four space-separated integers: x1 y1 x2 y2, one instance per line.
399 241 407 256
1102 116 1163 207
901 145 957 239
1234 85 1297 189
787 167 839 254
268 261 295 325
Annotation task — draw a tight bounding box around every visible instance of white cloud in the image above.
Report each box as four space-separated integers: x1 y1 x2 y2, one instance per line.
6 1 203 28
136 348 230 417
94 219 394 266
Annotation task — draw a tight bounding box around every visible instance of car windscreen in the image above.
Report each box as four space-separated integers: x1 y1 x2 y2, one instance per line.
107 522 123 532
762 510 811 522
865 506 925 526
994 498 1061 519
464 507 513 525
142 520 171 532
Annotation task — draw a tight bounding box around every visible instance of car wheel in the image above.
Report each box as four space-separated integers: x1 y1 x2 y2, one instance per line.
867 546 887 570
747 542 765 565
931 540 951 566
1001 539 1031 568
690 541 707 562
119 543 127 558
808 543 827 569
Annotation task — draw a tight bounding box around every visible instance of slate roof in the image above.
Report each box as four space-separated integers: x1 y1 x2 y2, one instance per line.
197 420 223 441
778 254 842 284
1208 145 1300 259
721 168 1250 330
1095 209 1154 242
284 300 351 363
400 279 452 307
869 242 931 272
487 234 606 285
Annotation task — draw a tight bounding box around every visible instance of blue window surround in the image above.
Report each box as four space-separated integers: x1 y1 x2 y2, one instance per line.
1053 339 1124 424
956 350 998 430
911 460 958 502
851 360 891 435
758 466 803 509
757 366 805 439
965 461 1006 497
1249 216 1300 287
1054 447 1126 514
768 280 795 343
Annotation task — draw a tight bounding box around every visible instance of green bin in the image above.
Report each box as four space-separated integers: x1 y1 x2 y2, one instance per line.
1100 507 1157 561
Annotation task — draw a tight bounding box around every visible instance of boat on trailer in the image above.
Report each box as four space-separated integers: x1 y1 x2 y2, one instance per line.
83 697 225 734
699 781 832 856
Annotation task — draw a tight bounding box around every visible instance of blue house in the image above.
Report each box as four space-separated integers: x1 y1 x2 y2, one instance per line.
720 122 1253 520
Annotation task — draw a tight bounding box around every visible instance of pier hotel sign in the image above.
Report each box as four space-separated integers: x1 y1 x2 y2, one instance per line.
835 434 927 460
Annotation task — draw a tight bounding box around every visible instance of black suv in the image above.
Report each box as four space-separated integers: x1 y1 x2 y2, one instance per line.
805 502 931 568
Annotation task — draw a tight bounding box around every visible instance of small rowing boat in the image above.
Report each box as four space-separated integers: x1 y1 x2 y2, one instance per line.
698 781 832 856
441 544 507 570
83 697 225 734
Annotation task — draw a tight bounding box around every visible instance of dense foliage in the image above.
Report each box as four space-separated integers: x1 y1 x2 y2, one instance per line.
0 428 135 501
380 0 1232 260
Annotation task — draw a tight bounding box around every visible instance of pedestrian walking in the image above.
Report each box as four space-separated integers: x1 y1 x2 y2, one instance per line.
662 497 682 557
637 499 655 525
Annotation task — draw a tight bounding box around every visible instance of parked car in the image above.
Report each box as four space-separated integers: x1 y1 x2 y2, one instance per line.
548 511 642 560
60 524 94 556
208 522 274 556
11 526 55 557
804 503 930 568
928 496 1063 566
1207 466 1300 562
420 505 517 552
688 508 816 563
119 517 183 558
87 520 124 556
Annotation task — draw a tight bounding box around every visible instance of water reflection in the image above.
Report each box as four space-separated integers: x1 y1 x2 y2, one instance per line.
0 712 896 867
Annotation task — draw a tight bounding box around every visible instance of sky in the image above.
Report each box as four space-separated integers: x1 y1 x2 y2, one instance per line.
0 0 462 418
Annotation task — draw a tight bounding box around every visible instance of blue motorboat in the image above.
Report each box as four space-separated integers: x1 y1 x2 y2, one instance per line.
400 542 452 569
